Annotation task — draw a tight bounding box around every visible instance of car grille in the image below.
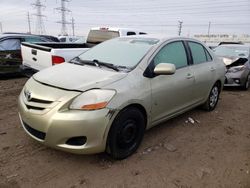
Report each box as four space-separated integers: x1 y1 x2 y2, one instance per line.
29 98 53 104
23 121 46 140
22 90 59 114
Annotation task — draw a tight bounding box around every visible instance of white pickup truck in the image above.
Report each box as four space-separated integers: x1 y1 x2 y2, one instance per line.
21 27 147 75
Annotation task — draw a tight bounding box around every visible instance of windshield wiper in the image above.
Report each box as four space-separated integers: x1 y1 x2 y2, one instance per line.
70 57 99 67
71 58 120 72
92 59 120 72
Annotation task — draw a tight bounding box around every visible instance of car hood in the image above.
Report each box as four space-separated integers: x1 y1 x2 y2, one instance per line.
218 55 249 66
33 63 127 91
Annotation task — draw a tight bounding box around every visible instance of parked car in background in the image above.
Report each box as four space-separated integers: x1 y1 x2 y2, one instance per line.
0 33 54 77
218 41 243 46
39 35 60 42
214 44 250 90
58 35 84 43
18 35 225 159
73 37 86 43
87 27 147 44
21 27 147 75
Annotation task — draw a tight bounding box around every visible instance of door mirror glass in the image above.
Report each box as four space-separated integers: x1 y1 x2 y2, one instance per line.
154 63 176 75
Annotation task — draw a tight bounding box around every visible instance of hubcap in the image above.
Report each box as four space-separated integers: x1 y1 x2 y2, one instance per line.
118 120 138 149
209 86 219 108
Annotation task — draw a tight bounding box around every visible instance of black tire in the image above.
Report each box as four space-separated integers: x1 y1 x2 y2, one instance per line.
202 83 220 111
106 107 145 160
242 74 250 90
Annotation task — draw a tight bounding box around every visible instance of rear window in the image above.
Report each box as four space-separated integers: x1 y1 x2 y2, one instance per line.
59 37 66 42
24 37 47 43
127 32 136 36
87 30 119 44
0 39 21 51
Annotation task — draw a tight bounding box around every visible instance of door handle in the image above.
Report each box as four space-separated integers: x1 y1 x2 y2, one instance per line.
210 67 216 72
186 73 194 79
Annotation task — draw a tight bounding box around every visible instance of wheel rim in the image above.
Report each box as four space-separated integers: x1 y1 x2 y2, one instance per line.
209 86 219 108
117 119 138 150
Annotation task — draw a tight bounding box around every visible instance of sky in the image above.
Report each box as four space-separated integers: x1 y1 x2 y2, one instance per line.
0 0 250 37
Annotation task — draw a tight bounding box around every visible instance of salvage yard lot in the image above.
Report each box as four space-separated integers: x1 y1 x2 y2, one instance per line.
0 78 250 188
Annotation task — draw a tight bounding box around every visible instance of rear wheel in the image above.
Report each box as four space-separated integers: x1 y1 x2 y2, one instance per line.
202 83 220 111
106 107 145 160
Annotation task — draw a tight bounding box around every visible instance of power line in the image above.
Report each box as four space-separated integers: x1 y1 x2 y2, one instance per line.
75 0 249 7
55 0 72 36
31 0 46 35
74 0 250 11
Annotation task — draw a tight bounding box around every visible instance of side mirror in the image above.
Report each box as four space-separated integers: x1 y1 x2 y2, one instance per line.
154 63 176 75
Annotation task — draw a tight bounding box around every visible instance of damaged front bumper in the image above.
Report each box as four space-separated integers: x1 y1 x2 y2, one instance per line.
224 71 247 87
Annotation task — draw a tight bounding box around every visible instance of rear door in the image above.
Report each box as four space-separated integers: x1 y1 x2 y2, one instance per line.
186 41 216 102
150 40 196 124
0 38 22 74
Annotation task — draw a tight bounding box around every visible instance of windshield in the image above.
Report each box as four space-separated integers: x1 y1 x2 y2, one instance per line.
214 45 250 58
78 37 159 68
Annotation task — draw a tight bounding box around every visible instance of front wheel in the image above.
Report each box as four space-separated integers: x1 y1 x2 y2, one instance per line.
106 107 145 160
202 83 220 111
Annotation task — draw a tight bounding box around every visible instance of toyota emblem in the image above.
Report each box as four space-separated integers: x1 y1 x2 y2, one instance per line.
24 90 32 101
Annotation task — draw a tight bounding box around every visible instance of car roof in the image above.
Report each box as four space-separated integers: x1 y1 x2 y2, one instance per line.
118 34 205 44
0 33 54 39
0 33 34 38
218 44 250 48
90 27 144 32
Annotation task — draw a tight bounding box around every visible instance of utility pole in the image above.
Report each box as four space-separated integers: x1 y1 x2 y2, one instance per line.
178 21 183 36
55 0 71 36
32 0 46 35
27 12 31 34
207 21 211 37
71 17 75 36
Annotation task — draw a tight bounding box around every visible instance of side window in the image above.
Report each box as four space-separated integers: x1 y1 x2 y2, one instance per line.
59 37 66 42
153 41 188 69
188 42 208 64
139 32 147 35
25 37 46 43
0 39 21 51
127 32 136 36
205 49 212 61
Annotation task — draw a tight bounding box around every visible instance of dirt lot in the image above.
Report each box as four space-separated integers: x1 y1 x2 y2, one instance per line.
0 77 250 188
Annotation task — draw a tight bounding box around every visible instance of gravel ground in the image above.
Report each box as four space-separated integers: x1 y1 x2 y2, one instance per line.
0 77 250 188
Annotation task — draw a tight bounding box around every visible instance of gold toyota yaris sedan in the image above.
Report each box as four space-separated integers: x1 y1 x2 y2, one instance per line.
18 35 225 159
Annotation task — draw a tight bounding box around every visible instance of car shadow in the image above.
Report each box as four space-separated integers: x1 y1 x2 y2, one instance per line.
0 73 25 80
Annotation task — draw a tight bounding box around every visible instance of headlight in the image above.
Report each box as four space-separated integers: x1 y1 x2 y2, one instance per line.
69 89 116 110
228 65 245 73
223 58 233 66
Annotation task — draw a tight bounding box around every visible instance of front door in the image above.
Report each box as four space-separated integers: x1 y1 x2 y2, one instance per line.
149 41 195 125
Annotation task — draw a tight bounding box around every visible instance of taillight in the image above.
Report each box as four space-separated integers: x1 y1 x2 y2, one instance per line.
52 55 65 65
